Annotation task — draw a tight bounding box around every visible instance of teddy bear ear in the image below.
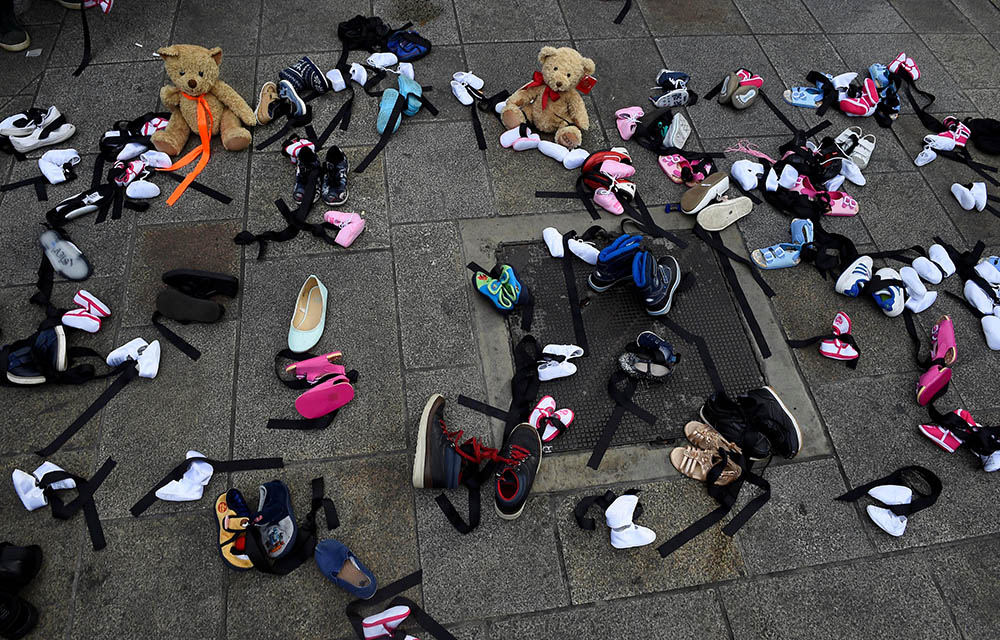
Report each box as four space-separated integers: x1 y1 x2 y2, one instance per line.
157 45 179 58
582 56 596 76
538 46 558 64
208 47 223 65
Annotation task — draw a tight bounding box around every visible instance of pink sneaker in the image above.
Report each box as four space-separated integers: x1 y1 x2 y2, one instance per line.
600 159 635 179
324 211 366 247
736 68 763 88
916 365 952 406
593 188 623 215
887 52 907 75
918 409 975 453
285 351 345 383
819 311 858 360
540 407 574 442
930 315 957 366
615 106 643 141
792 176 858 216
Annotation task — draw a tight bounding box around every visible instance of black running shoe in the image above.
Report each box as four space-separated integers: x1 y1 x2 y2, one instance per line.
412 394 462 490
320 146 350 206
589 233 641 292
699 391 771 459
632 251 680 316
494 423 542 520
742 386 802 458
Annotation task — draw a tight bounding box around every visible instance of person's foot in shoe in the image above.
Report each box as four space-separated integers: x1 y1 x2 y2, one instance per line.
740 386 802 458
0 4 29 53
494 423 542 520
320 146 349 206
699 391 771 459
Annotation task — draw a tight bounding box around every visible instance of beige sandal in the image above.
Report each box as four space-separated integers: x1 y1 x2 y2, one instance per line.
683 421 741 454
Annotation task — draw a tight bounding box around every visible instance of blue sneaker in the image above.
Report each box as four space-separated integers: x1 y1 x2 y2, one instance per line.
636 331 679 367
589 234 641 292
868 63 889 89
5 326 66 385
632 250 681 316
790 218 814 246
315 539 377 599
835 256 874 298
254 480 297 560
871 267 905 317
278 79 307 118
377 89 403 135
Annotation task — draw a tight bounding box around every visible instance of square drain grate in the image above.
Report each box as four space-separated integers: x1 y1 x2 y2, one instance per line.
500 232 765 454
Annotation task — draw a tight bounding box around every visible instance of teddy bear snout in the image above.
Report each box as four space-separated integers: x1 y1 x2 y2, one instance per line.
187 78 198 89
555 81 564 88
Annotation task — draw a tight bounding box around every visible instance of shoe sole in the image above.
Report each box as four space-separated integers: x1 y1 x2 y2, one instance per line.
495 425 542 521
760 385 803 457
587 273 631 293
322 189 349 207
411 394 442 489
11 124 76 153
696 197 753 232
681 173 729 214
0 35 30 52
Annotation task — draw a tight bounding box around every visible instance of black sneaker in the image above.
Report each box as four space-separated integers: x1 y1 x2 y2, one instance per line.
279 56 330 94
632 251 680 316
741 386 802 458
412 394 462 490
0 7 29 53
292 163 320 204
699 391 771 459
494 423 542 520
320 146 349 206
589 233 641 292
5 326 67 385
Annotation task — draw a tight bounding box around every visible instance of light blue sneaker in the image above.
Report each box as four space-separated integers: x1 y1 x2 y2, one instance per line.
835 256 874 298
868 63 889 89
397 74 423 117
790 218 814 246
376 89 403 135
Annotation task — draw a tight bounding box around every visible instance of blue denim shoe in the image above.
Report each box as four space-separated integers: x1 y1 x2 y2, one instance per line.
254 480 297 560
315 539 377 599
589 234 641 292
278 79 307 118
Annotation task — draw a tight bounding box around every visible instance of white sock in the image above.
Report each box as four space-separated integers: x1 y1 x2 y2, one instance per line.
905 290 937 313
765 167 779 192
12 470 47 511
155 450 213 502
899 266 927 298
965 280 995 315
137 340 161 379
568 239 600 265
971 182 987 211
126 179 160 200
349 63 367 86
542 227 564 258
107 337 148 366
824 174 846 192
33 461 76 490
778 164 799 189
116 142 148 162
538 140 569 162
951 183 975 210
325 69 346 92
867 505 907 536
868 484 913 505
975 261 1000 285
911 256 943 284
140 150 172 168
983 315 1000 351
929 244 956 277
563 148 589 170
730 159 761 191
500 127 526 148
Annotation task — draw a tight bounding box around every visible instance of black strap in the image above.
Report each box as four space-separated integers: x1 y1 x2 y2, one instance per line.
266 350 358 430
346 570 457 640
621 194 689 248
658 316 725 394
129 455 285 516
159 171 233 204
456 394 509 421
317 92 355 148
151 311 202 361
835 465 942 517
433 459 494 535
39 457 116 550
1 175 52 201
587 371 656 470
355 93 407 173
470 102 487 150
787 331 860 369
573 488 641 529
560 231 590 356
613 0 632 23
72 5 93 77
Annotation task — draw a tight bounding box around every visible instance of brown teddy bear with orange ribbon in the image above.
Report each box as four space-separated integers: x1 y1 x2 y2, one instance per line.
151 44 256 156
500 45 596 149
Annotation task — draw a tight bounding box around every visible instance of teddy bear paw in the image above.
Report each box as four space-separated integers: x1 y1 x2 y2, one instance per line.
222 127 252 152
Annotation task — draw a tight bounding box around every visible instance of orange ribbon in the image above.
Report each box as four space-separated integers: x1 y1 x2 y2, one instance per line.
160 93 213 206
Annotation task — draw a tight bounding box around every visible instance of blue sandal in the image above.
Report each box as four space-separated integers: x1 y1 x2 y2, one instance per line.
752 243 801 269
782 85 823 109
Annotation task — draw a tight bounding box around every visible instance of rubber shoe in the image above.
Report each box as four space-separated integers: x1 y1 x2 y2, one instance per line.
835 256 874 297
741 386 802 458
494 423 542 520
632 251 680 316
411 394 462 490
320 146 349 206
699 391 772 460
497 264 522 304
588 234 641 292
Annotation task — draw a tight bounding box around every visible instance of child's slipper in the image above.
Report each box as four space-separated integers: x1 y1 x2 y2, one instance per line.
718 71 740 104
39 229 91 281
730 84 760 110
696 196 753 231
215 490 253 571
615 106 643 140
658 154 690 184
751 243 801 269
529 396 556 429
819 311 859 360
295 375 355 418
285 351 345 384
315 539 377 600
474 272 515 312
782 86 823 109
497 264 522 303
982 315 1000 351
255 480 298 560
823 191 859 217
61 309 101 333
376 89 404 135
930 315 956 366
916 365 952 406
397 74 423 117
73 289 111 317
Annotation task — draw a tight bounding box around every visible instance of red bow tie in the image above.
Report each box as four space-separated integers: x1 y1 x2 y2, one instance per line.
524 71 561 110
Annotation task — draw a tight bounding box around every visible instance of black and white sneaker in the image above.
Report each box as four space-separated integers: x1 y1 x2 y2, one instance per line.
741 386 802 458
494 423 542 520
278 80 308 120
320 146 349 206
9 107 76 153
5 326 67 385
699 391 772 459
0 107 48 137
279 56 331 95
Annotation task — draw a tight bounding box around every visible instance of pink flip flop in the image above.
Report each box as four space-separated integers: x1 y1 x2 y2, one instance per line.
916 365 952 407
819 311 858 360
295 375 355 418
930 315 956 366
285 351 345 384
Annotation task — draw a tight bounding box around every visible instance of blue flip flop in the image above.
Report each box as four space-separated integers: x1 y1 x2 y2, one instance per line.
782 86 823 109
752 243 802 269
377 89 403 135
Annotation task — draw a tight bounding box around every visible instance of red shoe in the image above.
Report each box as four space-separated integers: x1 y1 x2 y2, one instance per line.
918 409 976 453
736 68 763 88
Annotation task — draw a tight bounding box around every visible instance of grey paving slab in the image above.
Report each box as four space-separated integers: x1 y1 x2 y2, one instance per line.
757 34 847 91
15 0 69 25
734 458 873 574
965 88 1000 120
244 146 390 260
415 490 567 622
802 0 910 33
828 33 974 115
926 537 1000 640
173 0 263 57
0 24 58 96
950 0 1000 48
49 0 176 68
653 35 808 138
233 251 406 461
0 450 90 640
638 0 750 36
858 171 963 251
96 321 237 519
558 0 651 40
732 0 821 34
373 0 461 46
258 0 347 54
385 121 495 223
35 60 162 154
226 455 421 640
577 38 666 126
454 0 569 43
71 513 225 639
392 222 477 369
812 373 1000 551
889 0 975 33
557 479 746 604
922 34 1000 90
121 220 242 327
468 588 731 640
721 556 961 640
403 366 492 449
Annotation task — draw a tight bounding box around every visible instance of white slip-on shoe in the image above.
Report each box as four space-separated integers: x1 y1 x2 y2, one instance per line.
137 340 161 379
980 451 1000 472
349 63 368 86
126 179 160 199
824 173 846 192
868 484 913 505
107 338 148 366
542 227 564 258
362 605 411 639
11 117 76 153
542 344 584 360
450 80 473 106
840 158 866 186
40 229 91 281
12 469 47 511
38 148 81 184
499 126 525 148
453 71 484 90
975 261 1000 286
965 280 995 316
366 52 398 69
568 238 600 265
0 107 49 137
74 289 111 317
764 167 779 191
912 256 943 284
512 133 541 151
971 182 987 212
538 358 577 381
140 150 172 168
914 146 937 167
866 505 908 536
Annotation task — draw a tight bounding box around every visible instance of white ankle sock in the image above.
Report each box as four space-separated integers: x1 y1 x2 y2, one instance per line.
971 182 987 211
156 450 213 502
568 239 599 265
982 315 1000 350
563 148 589 170
929 244 956 277
778 164 799 189
951 183 975 210
965 280 995 315
911 256 943 284
538 140 569 162
542 227 564 258
137 340 161 379
765 168 779 192
899 266 927 298
905 290 937 314
326 68 346 92
140 150 172 168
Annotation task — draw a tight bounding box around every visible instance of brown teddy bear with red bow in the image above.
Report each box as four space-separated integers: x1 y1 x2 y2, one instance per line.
500 46 596 149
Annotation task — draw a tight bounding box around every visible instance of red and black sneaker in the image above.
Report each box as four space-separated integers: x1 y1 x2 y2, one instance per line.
411 394 505 490
494 423 542 520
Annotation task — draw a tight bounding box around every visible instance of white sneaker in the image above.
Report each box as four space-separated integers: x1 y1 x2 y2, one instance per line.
538 359 576 381
541 344 584 360
951 183 976 210
10 115 76 153
914 146 937 167
137 340 161 379
568 238 600 265
366 52 398 69
866 505 908 536
107 338 148 366
453 71 484 90
605 495 657 549
980 451 1000 472
362 605 410 639
450 80 473 106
